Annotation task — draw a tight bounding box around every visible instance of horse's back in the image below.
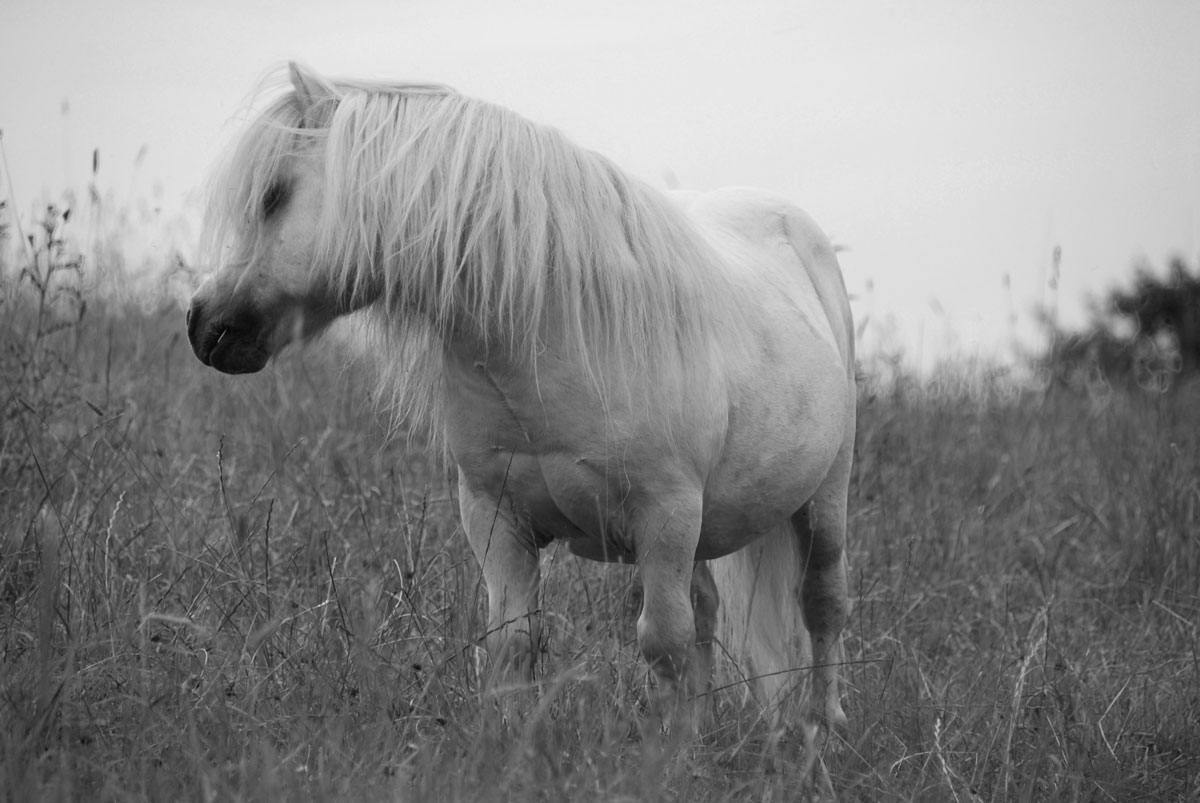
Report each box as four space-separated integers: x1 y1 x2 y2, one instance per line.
673 187 853 372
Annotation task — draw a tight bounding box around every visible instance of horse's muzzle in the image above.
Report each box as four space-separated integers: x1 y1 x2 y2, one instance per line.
186 296 271 374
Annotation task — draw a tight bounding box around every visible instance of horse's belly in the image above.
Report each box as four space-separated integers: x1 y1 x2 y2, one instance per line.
444 320 850 566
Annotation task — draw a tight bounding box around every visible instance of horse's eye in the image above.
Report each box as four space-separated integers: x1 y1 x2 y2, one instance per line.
262 182 288 217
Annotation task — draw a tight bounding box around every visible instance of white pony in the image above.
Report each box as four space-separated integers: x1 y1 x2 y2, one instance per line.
188 63 855 756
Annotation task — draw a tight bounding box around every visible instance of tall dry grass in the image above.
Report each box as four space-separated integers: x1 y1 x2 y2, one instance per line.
2 231 1198 800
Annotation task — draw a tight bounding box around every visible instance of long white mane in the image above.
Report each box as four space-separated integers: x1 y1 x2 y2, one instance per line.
203 65 743 429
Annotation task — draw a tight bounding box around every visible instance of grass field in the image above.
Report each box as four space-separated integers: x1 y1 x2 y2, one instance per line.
2 283 1198 801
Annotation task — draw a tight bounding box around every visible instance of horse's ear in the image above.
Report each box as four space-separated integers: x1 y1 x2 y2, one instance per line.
289 62 329 127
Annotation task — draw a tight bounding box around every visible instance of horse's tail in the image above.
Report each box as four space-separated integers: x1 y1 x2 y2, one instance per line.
706 521 812 724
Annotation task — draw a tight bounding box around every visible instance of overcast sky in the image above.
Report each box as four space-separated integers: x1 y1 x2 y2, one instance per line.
3 0 1198 370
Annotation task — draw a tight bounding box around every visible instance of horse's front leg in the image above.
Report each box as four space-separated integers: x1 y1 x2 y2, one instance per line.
632 490 704 743
458 474 541 693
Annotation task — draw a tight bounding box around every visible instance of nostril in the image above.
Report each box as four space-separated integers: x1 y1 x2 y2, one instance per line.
186 302 202 347
186 297 219 337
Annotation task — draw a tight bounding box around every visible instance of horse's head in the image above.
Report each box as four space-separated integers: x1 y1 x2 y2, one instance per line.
187 64 360 374
186 156 330 373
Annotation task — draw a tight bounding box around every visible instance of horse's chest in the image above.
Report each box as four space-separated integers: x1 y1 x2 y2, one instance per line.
455 445 639 561
442 358 639 558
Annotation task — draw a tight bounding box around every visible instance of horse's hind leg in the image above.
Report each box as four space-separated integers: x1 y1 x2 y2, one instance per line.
458 474 541 686
792 448 851 730
689 561 719 721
